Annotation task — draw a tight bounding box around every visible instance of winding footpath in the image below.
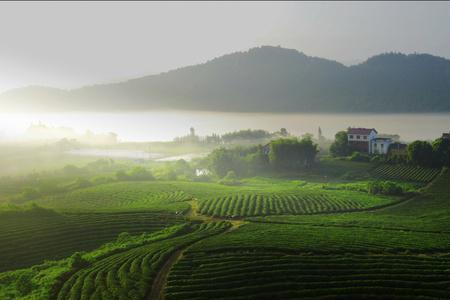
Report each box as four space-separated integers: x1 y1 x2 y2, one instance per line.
147 199 242 300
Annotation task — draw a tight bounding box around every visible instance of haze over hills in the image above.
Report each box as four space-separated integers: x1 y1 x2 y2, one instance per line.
2 46 450 113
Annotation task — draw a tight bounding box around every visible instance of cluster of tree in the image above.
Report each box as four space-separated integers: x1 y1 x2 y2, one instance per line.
329 130 450 169
221 129 273 143
407 138 450 167
269 138 318 170
207 137 318 178
208 145 268 177
173 127 200 144
174 128 291 145
218 171 241 186
115 167 155 181
329 131 351 157
152 160 196 181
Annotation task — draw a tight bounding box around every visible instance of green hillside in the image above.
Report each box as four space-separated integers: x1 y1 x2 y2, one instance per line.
2 46 450 113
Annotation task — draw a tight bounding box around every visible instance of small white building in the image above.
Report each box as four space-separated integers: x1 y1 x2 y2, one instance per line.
370 137 393 155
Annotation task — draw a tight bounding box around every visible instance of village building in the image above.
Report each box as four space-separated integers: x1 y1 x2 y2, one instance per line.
347 128 378 153
370 137 393 155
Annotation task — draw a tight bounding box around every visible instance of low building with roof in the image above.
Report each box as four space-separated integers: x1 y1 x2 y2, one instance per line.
370 137 393 155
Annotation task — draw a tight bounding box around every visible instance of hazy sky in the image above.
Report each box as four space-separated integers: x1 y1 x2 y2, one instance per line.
0 1 449 92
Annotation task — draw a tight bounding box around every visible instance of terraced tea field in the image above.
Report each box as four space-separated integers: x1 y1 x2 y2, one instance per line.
198 190 393 217
192 222 450 253
166 251 450 300
1 167 449 300
55 222 230 300
35 182 191 212
0 211 183 272
372 164 440 183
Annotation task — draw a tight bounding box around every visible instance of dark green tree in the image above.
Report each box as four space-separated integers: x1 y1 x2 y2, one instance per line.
269 138 318 170
209 148 245 177
330 131 350 157
69 252 89 269
432 138 450 167
407 140 433 167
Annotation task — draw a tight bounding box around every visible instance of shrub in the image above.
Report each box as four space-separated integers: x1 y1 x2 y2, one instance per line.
218 171 240 186
127 167 155 181
116 232 132 243
91 176 115 185
74 177 92 189
368 181 403 195
16 273 34 296
381 181 403 195
69 252 89 269
115 169 129 181
20 187 41 201
349 151 370 162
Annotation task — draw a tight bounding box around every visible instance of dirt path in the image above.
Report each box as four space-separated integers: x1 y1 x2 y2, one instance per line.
147 248 184 300
147 200 242 300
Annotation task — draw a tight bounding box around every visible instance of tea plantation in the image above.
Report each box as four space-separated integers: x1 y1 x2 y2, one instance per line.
1 163 450 300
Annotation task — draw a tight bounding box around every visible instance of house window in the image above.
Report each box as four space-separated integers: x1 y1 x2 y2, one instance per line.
357 135 360 139
349 135 353 139
363 136 367 140
381 144 384 149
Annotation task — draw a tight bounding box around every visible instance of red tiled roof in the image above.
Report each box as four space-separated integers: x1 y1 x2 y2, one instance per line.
347 128 377 135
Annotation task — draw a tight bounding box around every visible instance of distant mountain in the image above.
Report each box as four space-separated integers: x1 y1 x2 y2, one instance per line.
2 46 450 113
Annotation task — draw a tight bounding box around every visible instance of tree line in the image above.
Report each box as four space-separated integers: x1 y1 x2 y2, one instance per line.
207 137 318 178
329 130 450 168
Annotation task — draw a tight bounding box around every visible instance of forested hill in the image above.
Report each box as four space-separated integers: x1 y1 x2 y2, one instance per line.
2 46 450 112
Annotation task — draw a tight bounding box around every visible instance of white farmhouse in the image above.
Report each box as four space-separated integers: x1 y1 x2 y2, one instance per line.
347 128 378 153
370 137 393 155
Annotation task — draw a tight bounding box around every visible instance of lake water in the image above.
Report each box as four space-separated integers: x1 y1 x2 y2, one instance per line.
67 148 208 161
0 111 449 142
67 149 164 160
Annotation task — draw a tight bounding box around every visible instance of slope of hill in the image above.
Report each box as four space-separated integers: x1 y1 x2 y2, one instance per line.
2 46 450 112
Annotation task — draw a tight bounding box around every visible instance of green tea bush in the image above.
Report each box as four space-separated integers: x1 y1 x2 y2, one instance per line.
368 181 403 196
372 164 440 183
166 251 450 300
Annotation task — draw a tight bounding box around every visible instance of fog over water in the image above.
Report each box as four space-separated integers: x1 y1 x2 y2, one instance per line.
0 111 449 142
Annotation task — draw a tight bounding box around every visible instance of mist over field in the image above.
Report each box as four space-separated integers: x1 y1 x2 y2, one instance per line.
1 2 450 300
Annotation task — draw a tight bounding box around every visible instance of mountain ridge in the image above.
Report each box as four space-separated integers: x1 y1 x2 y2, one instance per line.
2 46 450 113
